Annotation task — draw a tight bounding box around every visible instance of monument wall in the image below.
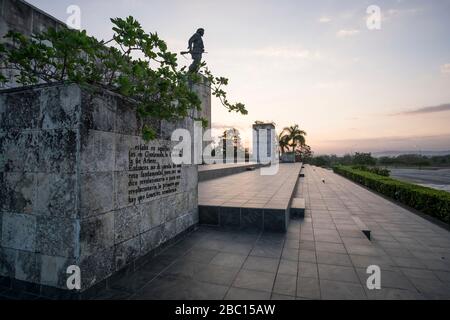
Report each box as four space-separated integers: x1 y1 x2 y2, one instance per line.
0 82 203 295
0 0 67 89
0 0 65 39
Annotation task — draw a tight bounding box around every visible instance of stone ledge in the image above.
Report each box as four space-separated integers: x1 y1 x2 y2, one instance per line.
199 205 288 232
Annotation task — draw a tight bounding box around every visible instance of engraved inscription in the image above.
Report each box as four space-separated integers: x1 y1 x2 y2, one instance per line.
128 144 182 204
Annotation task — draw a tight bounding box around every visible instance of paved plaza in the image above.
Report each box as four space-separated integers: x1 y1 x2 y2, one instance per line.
94 165 450 300
2 165 450 300
199 163 301 208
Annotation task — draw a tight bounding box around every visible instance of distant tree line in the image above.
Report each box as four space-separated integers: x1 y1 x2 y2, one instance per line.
307 152 450 168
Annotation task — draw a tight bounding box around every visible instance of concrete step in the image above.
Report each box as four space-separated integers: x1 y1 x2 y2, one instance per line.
198 162 264 181
290 197 305 217
352 216 371 240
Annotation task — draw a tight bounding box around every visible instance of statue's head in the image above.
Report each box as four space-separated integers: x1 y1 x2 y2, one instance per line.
197 28 205 36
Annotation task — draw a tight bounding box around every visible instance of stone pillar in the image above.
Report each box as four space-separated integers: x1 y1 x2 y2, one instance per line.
0 83 200 296
191 77 211 164
252 122 276 163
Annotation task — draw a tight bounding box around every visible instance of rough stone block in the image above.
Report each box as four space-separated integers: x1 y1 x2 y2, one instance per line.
139 198 163 233
79 246 114 290
0 90 40 129
40 254 74 288
80 130 115 173
162 194 178 222
176 212 194 235
175 192 188 216
114 205 140 244
115 97 140 135
0 94 5 130
182 165 198 191
188 188 198 211
39 84 81 130
14 250 40 283
0 172 35 214
36 216 79 258
81 90 116 132
0 246 16 277
114 171 129 209
34 173 77 218
140 226 162 253
161 219 177 242
79 172 114 217
39 129 77 173
1 0 33 37
31 9 59 34
115 237 140 270
0 130 40 172
1 212 37 251
160 118 185 140
80 212 114 257
114 134 139 172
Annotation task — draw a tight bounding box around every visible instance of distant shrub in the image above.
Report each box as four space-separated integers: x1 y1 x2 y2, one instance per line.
333 165 450 225
351 165 390 177
352 152 376 166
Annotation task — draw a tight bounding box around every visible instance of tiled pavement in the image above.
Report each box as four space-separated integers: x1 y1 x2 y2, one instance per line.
94 165 450 299
198 163 302 208
3 165 449 300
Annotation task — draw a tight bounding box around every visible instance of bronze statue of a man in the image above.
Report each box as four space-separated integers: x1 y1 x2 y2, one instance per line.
187 28 205 73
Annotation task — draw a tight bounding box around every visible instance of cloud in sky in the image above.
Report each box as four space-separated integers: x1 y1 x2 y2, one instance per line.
249 47 319 59
393 103 450 116
313 80 349 90
441 63 450 74
318 16 331 23
384 7 423 21
314 133 450 155
336 29 360 38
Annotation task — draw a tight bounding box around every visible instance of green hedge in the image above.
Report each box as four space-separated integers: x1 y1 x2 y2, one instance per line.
333 165 450 225
351 165 390 177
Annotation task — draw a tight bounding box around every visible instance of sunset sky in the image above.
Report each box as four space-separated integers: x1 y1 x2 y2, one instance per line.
29 0 450 155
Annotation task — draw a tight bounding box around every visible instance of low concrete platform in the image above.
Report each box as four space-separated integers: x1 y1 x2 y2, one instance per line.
198 162 264 182
198 163 302 232
291 198 306 218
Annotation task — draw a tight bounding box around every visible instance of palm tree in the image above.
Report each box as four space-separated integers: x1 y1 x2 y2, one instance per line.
282 124 307 152
278 131 290 155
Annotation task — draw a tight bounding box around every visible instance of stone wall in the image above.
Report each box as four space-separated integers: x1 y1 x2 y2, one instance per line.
0 0 65 39
0 82 203 294
0 0 67 88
